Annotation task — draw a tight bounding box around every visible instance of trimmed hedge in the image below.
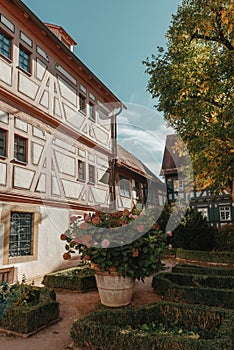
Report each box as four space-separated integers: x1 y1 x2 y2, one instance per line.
152 274 234 309
71 302 234 350
176 248 234 264
159 272 234 289
42 266 96 291
1 287 59 334
172 264 234 276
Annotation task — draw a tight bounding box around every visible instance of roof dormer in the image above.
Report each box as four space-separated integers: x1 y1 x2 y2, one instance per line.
44 23 77 52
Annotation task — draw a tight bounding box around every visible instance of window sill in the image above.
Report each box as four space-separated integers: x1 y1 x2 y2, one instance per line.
76 178 85 183
10 158 27 166
0 53 12 64
0 155 7 160
16 65 31 76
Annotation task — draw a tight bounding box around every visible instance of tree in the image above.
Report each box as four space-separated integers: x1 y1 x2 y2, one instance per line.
143 0 234 201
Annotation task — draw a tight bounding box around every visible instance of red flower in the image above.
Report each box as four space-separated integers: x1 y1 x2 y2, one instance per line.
153 223 160 230
60 233 67 241
63 252 71 260
123 209 130 216
92 216 101 225
132 248 139 257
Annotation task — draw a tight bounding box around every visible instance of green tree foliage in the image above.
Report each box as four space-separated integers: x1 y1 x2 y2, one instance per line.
144 0 234 201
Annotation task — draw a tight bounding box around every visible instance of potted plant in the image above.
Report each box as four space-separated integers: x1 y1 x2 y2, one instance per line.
61 208 167 307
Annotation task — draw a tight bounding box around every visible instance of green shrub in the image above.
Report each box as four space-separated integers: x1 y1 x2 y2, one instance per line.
152 274 234 309
157 205 214 251
160 272 234 289
212 224 234 251
42 266 97 291
71 302 233 350
0 284 59 334
176 248 234 264
172 264 234 276
171 207 214 251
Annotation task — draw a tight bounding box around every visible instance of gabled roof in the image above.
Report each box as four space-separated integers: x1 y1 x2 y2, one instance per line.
117 145 163 184
160 134 188 176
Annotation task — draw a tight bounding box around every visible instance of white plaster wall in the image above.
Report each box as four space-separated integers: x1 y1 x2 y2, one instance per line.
0 203 4 265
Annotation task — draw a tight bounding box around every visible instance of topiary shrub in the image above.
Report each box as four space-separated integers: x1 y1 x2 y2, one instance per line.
171 207 214 251
42 266 97 291
212 224 234 252
71 302 234 350
0 283 59 334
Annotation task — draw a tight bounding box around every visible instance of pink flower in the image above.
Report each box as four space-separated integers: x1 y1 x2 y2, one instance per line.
70 215 77 222
101 239 110 248
166 231 173 237
84 213 91 222
140 211 146 216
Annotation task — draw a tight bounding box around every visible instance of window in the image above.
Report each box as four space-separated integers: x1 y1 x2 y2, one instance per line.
19 46 31 73
219 206 231 221
197 207 209 221
0 31 11 59
9 212 33 257
89 102 95 121
88 164 95 184
79 94 86 113
134 181 141 200
78 160 86 181
14 135 27 162
0 128 7 157
1 204 41 265
119 176 130 197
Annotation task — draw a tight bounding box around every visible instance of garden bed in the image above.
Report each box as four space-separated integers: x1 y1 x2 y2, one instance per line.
0 284 59 335
42 265 96 291
152 265 234 309
71 301 234 349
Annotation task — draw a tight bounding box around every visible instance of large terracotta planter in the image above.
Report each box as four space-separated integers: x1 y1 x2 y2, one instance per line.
95 270 135 307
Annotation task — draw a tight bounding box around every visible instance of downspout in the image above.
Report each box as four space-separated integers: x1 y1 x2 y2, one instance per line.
110 103 126 210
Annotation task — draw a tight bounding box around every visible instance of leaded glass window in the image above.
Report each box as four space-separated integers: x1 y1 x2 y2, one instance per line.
9 212 33 257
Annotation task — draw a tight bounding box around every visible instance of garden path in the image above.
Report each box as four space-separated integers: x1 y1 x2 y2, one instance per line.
0 260 175 350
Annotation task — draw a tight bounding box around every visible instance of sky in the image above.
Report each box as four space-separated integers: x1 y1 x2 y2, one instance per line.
23 0 183 177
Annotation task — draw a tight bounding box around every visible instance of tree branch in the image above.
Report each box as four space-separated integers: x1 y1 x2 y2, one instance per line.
191 8 234 51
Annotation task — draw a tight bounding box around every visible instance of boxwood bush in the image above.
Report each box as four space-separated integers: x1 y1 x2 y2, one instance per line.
71 302 233 350
176 248 234 264
42 266 96 291
172 264 234 276
0 283 59 334
152 274 234 309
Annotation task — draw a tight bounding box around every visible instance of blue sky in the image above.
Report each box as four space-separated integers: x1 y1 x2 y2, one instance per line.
23 0 183 177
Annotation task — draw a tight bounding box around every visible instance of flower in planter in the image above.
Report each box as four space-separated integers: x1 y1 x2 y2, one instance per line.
61 208 167 281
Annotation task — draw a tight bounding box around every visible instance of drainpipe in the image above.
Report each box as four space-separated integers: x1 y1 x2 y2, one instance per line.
110 103 125 210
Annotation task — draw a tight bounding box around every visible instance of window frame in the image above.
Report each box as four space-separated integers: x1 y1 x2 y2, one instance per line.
14 134 27 163
78 159 86 182
88 101 96 121
9 212 33 258
219 206 231 222
1 204 41 265
88 164 95 184
0 29 12 60
18 45 31 74
79 93 86 114
119 176 131 198
0 128 7 158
